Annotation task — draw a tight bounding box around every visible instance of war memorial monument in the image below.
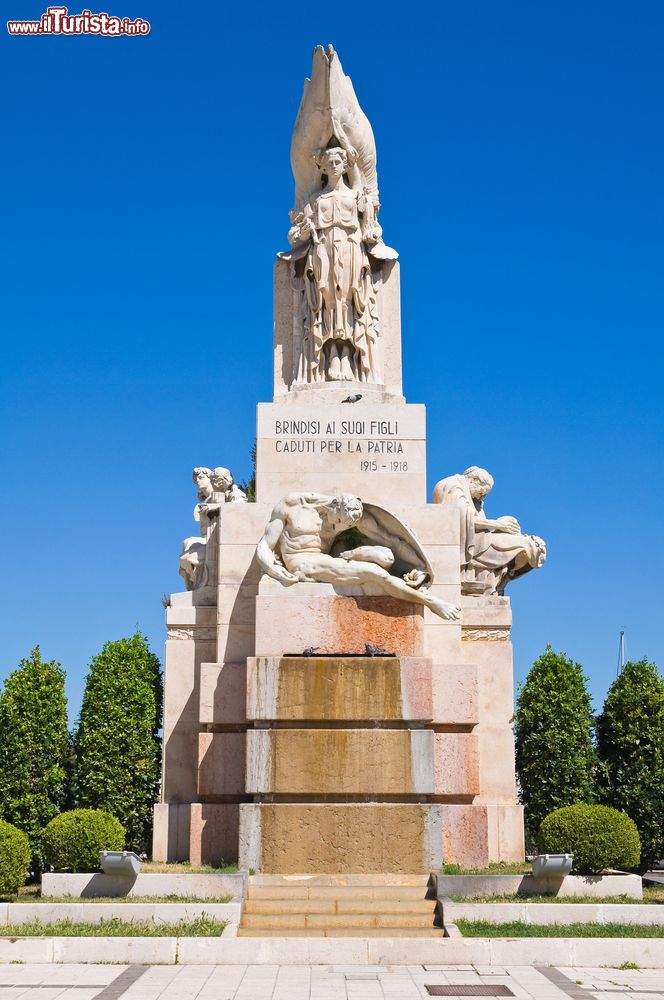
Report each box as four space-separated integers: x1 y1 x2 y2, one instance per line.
153 45 546 874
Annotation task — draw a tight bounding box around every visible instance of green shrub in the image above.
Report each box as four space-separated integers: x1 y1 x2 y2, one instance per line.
596 659 664 871
0 820 30 896
0 647 69 871
42 809 125 871
515 646 597 847
74 633 162 854
538 804 640 875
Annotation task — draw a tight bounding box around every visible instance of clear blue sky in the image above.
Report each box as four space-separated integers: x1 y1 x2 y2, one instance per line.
2 1 662 724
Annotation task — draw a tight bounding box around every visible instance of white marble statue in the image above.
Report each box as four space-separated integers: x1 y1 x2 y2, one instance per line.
256 492 460 621
281 45 397 386
433 467 546 596
179 466 247 591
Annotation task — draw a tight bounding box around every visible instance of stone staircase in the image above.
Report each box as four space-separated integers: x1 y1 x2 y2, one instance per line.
237 874 442 937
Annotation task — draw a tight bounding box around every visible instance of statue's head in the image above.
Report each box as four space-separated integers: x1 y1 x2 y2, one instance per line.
211 467 233 492
463 466 494 500
192 466 214 501
327 493 363 529
315 145 348 182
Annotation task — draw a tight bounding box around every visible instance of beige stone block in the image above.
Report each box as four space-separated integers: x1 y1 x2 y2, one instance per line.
151 803 191 863
256 471 426 508
199 661 247 724
239 802 442 873
198 733 246 797
217 544 262 586
170 587 215 608
163 638 213 724
426 546 461 586
246 729 434 794
424 623 464 662
461 596 512 628
470 642 515 726
378 259 404 398
165 604 216 627
391 504 461 545
161 721 200 802
216 624 255 663
217 582 258 625
247 655 433 722
189 804 240 867
434 732 480 797
440 804 490 868
255 594 424 657
486 804 525 862
218 503 273 544
476 725 518 803
431 662 479 725
217 583 258 662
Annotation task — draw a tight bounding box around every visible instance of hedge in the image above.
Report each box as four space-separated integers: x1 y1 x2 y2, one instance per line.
538 803 640 875
42 809 125 871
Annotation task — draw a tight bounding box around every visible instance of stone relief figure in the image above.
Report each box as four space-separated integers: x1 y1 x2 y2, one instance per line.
179 466 247 591
433 467 546 596
281 45 397 385
256 492 460 621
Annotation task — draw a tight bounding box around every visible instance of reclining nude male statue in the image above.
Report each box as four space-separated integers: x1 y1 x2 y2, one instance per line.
256 492 460 621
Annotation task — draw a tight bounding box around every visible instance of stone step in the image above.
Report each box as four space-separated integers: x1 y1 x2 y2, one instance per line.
236 927 444 938
249 874 430 887
240 911 437 930
243 898 434 915
247 884 428 900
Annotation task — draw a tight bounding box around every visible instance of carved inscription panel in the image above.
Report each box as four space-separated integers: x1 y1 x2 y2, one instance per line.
256 402 427 506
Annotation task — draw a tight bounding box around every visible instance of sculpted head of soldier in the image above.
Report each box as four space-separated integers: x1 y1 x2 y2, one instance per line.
192 466 214 501
327 493 363 530
211 467 233 493
464 466 494 501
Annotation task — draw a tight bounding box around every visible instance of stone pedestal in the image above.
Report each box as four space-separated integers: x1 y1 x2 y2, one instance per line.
154 506 526 869
239 654 443 874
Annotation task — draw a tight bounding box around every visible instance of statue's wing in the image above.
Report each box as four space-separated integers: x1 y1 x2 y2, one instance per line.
361 503 434 585
291 45 379 211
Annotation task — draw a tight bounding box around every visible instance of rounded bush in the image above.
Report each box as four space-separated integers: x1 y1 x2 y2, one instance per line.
0 819 31 896
42 809 125 871
538 803 640 874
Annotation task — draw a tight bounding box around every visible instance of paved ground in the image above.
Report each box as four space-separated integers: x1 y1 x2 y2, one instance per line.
1 964 664 999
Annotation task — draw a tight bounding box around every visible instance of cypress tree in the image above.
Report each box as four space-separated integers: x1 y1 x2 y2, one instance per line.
515 645 596 846
596 659 664 871
75 633 162 854
0 647 69 871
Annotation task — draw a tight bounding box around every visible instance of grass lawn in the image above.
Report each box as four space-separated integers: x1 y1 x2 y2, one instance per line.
448 886 663 905
141 861 239 874
11 894 232 904
457 919 664 938
0 915 227 937
2 886 232 904
442 862 532 876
